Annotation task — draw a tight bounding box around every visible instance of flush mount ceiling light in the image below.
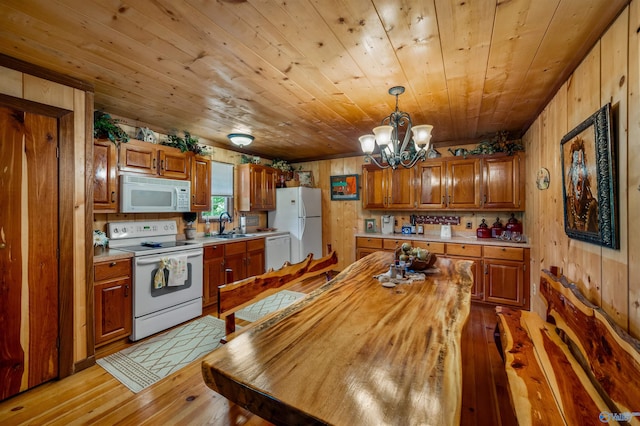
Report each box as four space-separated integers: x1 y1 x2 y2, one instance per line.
227 133 254 147
359 86 433 169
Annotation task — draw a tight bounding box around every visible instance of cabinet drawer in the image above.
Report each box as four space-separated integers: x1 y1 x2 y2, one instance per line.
94 259 131 281
412 241 445 254
224 241 246 256
356 237 383 249
446 243 482 258
247 238 265 251
383 239 407 250
205 244 224 259
483 246 524 261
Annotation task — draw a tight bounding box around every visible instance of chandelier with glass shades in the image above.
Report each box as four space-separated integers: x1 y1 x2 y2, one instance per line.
358 86 433 169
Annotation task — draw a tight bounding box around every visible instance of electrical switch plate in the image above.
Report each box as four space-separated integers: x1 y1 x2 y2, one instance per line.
532 283 537 295
466 221 472 229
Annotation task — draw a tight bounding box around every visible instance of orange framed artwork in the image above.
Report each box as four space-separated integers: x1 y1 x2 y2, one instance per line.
330 174 359 200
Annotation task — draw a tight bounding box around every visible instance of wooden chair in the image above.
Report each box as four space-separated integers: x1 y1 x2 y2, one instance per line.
218 248 338 342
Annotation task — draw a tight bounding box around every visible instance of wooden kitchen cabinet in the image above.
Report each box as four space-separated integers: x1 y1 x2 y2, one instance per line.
246 239 266 277
237 164 277 211
203 244 225 308
94 258 132 347
446 158 482 209
482 153 525 210
191 155 211 212
416 160 446 209
93 139 118 213
362 164 415 209
356 236 383 259
118 139 190 179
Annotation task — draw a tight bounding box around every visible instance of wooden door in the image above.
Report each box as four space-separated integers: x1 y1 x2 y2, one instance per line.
0 107 59 400
482 154 523 210
252 166 265 209
416 161 446 209
447 158 481 209
362 165 386 209
93 139 118 212
191 155 211 212
386 167 415 209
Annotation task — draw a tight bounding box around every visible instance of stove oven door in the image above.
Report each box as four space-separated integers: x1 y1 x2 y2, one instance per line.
131 248 203 338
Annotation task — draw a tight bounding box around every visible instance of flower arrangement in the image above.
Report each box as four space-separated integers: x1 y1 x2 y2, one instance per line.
268 158 294 172
468 130 524 156
93 230 109 248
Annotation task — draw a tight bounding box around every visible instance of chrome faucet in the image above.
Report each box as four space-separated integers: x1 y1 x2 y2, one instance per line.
219 211 232 235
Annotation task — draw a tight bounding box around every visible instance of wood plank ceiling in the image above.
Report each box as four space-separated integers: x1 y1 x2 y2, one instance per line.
0 0 628 161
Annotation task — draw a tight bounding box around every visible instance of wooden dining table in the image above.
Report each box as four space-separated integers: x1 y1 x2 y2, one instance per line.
201 251 474 426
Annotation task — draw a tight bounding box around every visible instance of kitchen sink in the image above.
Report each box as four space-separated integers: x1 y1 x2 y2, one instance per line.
215 234 250 239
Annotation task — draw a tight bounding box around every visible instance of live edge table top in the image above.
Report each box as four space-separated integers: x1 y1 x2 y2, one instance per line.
201 251 474 426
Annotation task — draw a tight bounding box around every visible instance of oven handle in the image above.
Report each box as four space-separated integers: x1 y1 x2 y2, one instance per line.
135 250 203 266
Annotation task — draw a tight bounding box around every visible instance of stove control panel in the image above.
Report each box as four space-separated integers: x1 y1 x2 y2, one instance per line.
107 220 177 239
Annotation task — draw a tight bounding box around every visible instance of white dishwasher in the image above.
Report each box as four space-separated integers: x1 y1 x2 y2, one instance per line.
265 234 291 271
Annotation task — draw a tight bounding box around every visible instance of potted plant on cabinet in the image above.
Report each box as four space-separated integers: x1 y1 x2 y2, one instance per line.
93 111 130 144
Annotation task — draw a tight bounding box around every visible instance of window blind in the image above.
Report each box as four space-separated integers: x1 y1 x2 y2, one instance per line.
210 162 234 196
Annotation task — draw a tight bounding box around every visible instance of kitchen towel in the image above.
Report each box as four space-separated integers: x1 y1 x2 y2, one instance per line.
166 255 188 286
153 259 168 289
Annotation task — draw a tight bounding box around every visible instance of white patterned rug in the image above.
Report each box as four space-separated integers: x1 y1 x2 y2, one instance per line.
235 290 306 322
97 290 306 393
97 315 226 393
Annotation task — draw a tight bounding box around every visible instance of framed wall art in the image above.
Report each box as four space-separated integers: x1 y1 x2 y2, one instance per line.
560 103 618 249
330 174 359 201
295 170 314 187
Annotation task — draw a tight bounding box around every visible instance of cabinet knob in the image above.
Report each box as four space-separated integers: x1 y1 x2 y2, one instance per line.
109 262 117 267
110 191 116 203
153 158 157 169
0 243 5 249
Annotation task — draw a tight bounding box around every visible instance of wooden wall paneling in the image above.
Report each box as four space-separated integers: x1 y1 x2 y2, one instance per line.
23 75 74 110
329 159 349 271
564 43 603 305
82 90 95 366
523 116 542 316
600 8 629 330
628 0 640 339
0 66 22 98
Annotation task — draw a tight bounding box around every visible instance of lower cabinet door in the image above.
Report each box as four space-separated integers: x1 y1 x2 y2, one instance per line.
95 278 132 346
484 260 525 306
446 256 483 301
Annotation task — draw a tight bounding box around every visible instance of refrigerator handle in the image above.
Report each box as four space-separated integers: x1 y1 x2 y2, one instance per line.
301 216 306 236
300 197 306 219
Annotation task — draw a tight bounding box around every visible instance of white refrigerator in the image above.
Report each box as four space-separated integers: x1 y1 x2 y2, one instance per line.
268 187 322 264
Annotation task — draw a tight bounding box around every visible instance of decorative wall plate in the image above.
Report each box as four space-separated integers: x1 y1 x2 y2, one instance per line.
536 167 550 190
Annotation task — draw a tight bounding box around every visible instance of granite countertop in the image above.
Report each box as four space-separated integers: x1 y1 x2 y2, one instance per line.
94 231 290 262
354 232 531 248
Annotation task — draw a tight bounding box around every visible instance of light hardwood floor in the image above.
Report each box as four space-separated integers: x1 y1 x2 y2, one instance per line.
0 276 517 425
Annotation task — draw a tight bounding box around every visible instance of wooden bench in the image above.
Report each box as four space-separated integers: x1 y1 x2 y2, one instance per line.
496 269 640 425
217 250 338 341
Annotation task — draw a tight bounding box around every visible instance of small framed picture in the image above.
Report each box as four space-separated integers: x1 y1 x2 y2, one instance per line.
364 218 376 233
296 170 314 187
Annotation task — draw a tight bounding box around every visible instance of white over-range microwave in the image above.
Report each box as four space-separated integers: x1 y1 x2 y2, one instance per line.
120 175 191 213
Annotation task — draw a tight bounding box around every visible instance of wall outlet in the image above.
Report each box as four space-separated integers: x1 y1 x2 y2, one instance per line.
465 221 472 229
532 283 537 295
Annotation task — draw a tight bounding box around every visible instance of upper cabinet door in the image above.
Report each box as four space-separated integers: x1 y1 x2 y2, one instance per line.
159 149 190 179
93 139 118 213
416 161 446 209
119 140 158 175
386 166 415 209
191 155 211 212
362 165 386 209
446 158 481 209
482 153 524 210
